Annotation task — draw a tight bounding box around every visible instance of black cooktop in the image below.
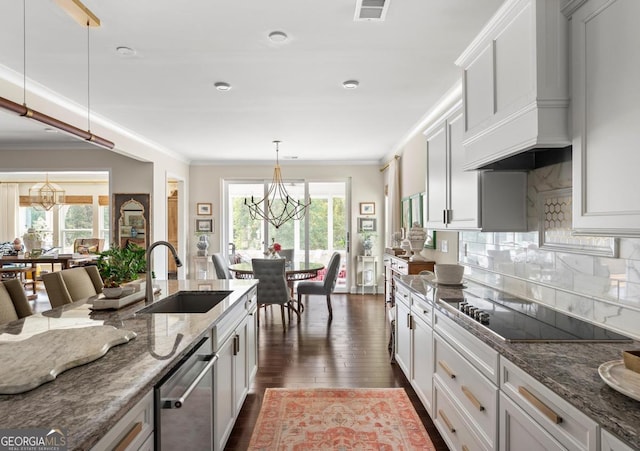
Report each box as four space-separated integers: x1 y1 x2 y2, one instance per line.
437 288 633 343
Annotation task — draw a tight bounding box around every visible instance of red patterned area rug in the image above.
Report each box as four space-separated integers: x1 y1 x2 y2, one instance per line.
247 388 436 450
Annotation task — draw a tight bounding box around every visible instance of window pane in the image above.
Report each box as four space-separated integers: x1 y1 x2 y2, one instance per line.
229 183 264 260
61 205 93 253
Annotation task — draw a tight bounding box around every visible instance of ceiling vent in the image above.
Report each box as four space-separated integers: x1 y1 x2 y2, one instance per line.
354 0 389 21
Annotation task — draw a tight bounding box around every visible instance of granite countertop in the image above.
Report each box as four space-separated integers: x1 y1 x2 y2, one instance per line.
396 275 640 449
0 279 258 450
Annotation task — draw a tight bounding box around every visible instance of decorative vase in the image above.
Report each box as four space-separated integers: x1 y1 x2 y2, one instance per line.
196 235 209 256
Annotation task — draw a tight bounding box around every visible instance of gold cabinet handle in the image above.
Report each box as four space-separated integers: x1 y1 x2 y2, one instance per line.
438 409 456 433
518 386 563 424
461 385 485 411
114 421 142 451
438 360 456 379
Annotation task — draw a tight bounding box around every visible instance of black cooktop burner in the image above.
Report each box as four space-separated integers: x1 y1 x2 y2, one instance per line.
437 288 632 343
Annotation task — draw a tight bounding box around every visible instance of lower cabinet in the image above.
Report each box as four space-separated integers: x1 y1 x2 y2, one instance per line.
91 391 154 451
411 311 433 415
213 287 258 451
499 391 565 451
394 286 412 376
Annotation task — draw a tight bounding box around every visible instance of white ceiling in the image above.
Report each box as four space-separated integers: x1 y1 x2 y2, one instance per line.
0 0 503 164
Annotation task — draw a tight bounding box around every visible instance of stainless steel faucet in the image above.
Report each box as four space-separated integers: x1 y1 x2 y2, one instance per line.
146 240 183 301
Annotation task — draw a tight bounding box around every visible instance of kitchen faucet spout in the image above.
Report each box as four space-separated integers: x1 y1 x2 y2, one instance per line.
146 240 183 301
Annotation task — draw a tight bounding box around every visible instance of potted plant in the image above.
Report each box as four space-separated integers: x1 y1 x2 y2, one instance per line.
96 242 146 297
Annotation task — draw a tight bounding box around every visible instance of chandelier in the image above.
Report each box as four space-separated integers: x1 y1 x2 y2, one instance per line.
29 174 65 211
244 141 311 229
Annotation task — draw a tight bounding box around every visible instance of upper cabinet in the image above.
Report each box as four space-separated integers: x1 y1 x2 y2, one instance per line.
424 102 527 232
566 0 640 236
455 0 570 170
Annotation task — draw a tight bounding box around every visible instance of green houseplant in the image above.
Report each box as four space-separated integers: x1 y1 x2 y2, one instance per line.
96 242 147 288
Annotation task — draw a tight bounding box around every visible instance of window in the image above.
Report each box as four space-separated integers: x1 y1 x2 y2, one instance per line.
60 204 93 253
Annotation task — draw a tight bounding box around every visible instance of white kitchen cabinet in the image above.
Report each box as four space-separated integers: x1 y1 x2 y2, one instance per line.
212 289 258 451
394 285 412 376
500 358 598 451
455 0 570 170
410 293 434 415
424 103 528 232
568 0 640 236
91 391 154 451
601 429 635 451
499 391 565 451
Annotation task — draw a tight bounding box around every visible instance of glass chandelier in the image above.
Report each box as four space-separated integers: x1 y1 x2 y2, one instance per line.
29 174 65 211
244 141 311 229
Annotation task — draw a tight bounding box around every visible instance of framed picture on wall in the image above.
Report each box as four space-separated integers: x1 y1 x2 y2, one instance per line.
196 218 214 233
410 193 422 227
197 202 212 215
401 197 411 230
359 202 375 215
357 217 377 232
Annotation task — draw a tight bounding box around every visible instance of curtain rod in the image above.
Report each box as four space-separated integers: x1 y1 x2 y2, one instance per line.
379 155 400 172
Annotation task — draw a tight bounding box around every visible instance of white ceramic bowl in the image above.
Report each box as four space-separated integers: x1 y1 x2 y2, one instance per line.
434 264 464 285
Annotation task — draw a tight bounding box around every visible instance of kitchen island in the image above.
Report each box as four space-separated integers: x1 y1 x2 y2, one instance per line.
0 279 258 450
396 275 640 450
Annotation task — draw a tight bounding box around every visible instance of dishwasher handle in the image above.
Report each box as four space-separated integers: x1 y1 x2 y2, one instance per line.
161 354 217 409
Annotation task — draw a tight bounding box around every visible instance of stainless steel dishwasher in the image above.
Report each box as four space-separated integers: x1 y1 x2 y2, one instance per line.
155 336 217 450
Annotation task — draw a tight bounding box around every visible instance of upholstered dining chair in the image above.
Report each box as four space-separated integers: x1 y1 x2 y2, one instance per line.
42 265 104 308
212 252 233 279
251 258 298 328
0 278 33 325
296 252 341 319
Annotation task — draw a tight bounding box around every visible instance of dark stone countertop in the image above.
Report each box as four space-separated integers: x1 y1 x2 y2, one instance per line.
396 275 640 450
0 279 258 450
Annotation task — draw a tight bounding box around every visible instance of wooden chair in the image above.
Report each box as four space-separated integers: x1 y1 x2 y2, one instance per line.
296 252 341 319
42 266 104 308
0 279 33 325
252 258 299 328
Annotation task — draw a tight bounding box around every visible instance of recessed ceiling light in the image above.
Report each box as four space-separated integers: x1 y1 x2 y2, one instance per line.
214 82 232 91
115 46 136 56
342 80 360 89
268 31 288 42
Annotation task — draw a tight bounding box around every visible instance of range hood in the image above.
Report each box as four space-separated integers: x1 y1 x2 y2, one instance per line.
476 145 572 171
455 0 571 171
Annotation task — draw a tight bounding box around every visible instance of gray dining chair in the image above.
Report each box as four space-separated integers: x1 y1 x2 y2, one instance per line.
251 258 298 328
296 252 340 319
212 252 232 279
0 278 33 325
42 265 104 308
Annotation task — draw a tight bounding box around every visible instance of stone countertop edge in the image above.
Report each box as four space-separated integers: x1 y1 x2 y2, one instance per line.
0 279 258 451
396 275 640 450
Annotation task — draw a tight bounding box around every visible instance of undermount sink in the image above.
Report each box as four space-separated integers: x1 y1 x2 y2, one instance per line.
136 291 233 314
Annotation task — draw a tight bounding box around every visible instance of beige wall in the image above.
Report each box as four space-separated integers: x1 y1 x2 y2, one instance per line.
189 162 383 287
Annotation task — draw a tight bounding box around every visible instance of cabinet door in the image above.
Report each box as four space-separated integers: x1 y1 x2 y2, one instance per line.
213 334 235 451
499 392 564 451
234 317 249 415
448 109 480 229
247 304 258 384
571 0 640 235
425 121 448 229
394 299 412 376
411 314 433 415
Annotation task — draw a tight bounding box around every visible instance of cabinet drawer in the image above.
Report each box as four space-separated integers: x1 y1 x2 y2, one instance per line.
434 333 498 449
91 391 154 451
212 300 246 351
394 282 411 307
500 358 598 451
434 379 490 451
434 311 499 384
395 259 409 275
411 293 433 328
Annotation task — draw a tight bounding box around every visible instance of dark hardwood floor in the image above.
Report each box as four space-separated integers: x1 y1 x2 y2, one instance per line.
224 292 448 450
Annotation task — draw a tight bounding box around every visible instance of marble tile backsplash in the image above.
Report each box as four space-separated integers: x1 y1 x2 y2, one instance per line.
459 162 640 340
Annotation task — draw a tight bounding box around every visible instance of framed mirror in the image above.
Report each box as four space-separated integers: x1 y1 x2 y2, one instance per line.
113 193 150 249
